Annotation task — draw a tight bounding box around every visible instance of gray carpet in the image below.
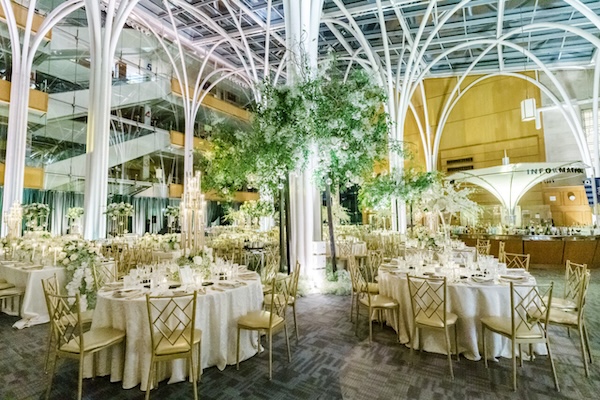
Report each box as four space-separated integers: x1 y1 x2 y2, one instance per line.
0 269 599 400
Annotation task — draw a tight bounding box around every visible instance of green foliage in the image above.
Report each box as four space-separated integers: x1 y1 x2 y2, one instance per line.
199 58 390 196
311 67 390 189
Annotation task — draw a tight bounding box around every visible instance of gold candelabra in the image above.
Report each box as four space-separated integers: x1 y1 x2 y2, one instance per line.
3 203 23 238
180 171 206 254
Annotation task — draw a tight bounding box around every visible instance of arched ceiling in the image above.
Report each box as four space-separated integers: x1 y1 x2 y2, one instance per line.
133 0 600 81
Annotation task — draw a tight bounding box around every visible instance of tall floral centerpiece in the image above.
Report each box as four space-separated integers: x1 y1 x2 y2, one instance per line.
418 179 480 241
23 203 50 232
66 207 84 235
105 202 134 237
165 205 180 233
59 238 101 310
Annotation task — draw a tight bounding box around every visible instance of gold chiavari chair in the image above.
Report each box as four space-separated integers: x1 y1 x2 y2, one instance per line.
498 241 506 263
551 260 587 311
407 276 459 380
237 275 292 380
350 260 399 344
547 271 592 377
45 292 125 400
145 291 201 400
481 282 559 391
41 274 94 374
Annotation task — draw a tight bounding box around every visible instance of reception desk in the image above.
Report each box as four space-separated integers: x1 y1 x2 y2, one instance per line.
458 234 600 268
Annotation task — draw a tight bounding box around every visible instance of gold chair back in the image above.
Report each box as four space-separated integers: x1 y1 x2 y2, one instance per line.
407 276 449 328
476 239 491 256
504 252 531 270
564 260 587 304
93 262 118 290
498 241 506 262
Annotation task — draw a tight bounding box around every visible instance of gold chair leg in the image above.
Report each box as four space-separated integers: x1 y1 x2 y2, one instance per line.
292 304 299 341
454 324 460 362
268 332 273 381
197 342 202 382
482 324 488 368
284 323 291 362
579 325 590 377
45 353 57 400
368 307 373 345
78 354 84 400
350 291 354 322
236 328 241 370
546 338 560 392
44 328 53 374
190 355 198 400
445 326 454 380
583 322 593 364
518 344 523 367
512 341 518 391
145 359 154 400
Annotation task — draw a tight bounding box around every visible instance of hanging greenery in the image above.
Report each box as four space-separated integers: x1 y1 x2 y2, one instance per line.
359 168 440 212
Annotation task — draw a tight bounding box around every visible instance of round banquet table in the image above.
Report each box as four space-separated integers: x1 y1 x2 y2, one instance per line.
87 274 263 391
378 268 546 361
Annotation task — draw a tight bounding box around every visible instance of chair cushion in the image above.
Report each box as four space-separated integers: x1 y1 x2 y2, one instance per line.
60 327 125 353
550 297 577 311
154 328 202 356
548 308 578 326
481 316 543 339
238 310 283 330
0 282 16 290
416 311 457 328
0 287 24 298
359 294 397 308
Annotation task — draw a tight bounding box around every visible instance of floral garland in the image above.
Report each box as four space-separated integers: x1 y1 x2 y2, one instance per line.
105 202 134 218
58 238 101 310
66 207 84 220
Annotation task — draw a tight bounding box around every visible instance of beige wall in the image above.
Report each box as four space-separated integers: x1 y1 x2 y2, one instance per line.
404 73 548 208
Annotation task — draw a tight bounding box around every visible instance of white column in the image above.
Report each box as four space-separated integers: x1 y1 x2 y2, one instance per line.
83 0 139 240
283 0 324 272
0 0 84 235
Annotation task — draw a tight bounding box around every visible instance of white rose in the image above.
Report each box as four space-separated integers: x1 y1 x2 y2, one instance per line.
70 254 78 261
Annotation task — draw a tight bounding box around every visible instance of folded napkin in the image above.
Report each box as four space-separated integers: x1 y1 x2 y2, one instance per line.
505 268 526 275
471 275 494 284
219 281 244 289
499 274 529 282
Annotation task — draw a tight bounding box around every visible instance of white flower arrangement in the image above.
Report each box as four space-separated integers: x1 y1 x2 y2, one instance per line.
105 202 134 218
140 233 181 251
22 203 50 220
59 238 101 310
411 226 445 250
165 205 180 218
66 207 84 220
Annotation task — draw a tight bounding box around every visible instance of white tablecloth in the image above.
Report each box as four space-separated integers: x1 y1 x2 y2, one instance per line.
0 262 66 328
89 275 264 390
378 270 545 361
